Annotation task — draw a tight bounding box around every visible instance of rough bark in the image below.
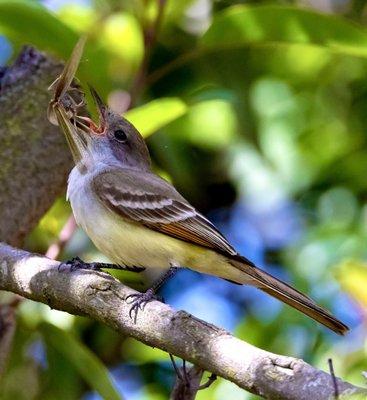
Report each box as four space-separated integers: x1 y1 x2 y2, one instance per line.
0 47 72 246
0 243 365 400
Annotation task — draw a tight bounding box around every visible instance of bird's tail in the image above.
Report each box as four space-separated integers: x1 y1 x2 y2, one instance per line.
229 256 349 335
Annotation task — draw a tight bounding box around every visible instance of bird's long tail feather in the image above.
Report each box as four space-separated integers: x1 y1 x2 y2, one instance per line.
230 257 349 335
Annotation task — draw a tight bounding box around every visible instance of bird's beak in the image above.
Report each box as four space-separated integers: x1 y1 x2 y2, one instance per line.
53 104 89 165
88 86 107 134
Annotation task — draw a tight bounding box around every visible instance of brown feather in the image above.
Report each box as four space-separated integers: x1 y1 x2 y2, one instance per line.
93 169 237 255
230 257 349 335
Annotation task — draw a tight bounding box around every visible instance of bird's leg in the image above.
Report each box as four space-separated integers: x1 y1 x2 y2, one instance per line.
126 265 178 323
58 256 145 273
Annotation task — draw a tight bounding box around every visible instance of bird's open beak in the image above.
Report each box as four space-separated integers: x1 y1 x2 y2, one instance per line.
88 86 107 134
66 86 107 138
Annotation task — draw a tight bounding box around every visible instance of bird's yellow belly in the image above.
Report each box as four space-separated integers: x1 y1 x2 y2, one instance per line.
80 207 245 282
70 183 191 268
68 167 245 282
86 211 192 269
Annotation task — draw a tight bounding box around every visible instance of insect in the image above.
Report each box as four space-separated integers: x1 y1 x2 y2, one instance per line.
47 37 93 140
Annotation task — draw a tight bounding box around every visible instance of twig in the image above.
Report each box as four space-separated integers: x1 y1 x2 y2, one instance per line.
170 354 184 380
129 0 167 107
198 373 216 390
170 360 204 400
328 358 340 400
0 243 365 400
45 215 77 260
170 355 216 400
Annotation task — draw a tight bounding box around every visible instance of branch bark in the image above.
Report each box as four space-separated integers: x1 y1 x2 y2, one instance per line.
0 47 72 246
0 243 365 400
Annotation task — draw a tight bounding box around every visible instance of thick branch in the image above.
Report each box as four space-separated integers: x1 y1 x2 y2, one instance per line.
0 48 72 246
0 243 365 400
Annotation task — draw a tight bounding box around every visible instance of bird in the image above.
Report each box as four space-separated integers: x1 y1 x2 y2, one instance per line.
48 39 349 334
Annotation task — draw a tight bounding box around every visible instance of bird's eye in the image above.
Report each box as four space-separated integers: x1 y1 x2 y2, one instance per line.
114 129 127 142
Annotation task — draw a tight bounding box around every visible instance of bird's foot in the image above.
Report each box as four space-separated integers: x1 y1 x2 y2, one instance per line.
126 288 162 323
58 257 145 273
125 266 176 322
58 256 89 272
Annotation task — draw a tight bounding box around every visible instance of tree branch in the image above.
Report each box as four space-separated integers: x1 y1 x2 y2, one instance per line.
0 242 365 400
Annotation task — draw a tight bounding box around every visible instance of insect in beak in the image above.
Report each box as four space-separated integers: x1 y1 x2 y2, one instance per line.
47 36 90 165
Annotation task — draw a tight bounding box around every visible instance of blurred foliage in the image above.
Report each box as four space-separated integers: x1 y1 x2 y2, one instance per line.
124 97 188 136
1 0 367 399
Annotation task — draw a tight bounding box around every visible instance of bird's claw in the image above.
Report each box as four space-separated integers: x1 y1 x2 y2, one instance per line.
58 256 101 272
126 289 162 323
58 256 83 272
58 258 144 273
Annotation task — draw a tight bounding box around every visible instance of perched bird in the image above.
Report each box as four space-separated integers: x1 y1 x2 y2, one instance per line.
48 40 348 334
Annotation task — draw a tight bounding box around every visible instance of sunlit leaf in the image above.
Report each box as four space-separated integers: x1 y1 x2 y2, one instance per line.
40 323 122 400
165 99 236 150
0 0 112 94
201 5 367 58
124 97 188 137
335 260 367 307
57 3 97 32
101 12 144 76
0 0 76 56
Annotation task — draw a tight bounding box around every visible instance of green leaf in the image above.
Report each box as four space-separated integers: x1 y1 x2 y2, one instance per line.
0 0 112 94
200 5 367 58
0 1 77 56
165 99 237 150
335 260 367 307
40 323 122 400
151 6 367 90
124 97 188 137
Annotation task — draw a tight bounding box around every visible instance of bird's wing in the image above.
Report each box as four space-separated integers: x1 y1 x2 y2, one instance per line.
92 168 238 256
